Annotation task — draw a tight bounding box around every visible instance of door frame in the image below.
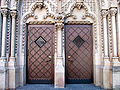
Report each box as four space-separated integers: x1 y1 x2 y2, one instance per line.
64 23 94 84
26 24 55 84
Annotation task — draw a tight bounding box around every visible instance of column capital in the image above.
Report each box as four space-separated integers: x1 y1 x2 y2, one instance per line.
10 10 17 18
55 22 64 30
55 14 64 29
101 9 108 18
110 8 117 16
1 9 8 17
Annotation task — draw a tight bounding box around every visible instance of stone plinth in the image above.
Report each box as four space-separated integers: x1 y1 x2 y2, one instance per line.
0 59 8 89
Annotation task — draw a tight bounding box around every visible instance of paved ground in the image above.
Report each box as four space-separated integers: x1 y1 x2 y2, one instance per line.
17 84 104 90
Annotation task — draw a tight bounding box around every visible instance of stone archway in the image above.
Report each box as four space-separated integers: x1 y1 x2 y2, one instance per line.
20 0 101 88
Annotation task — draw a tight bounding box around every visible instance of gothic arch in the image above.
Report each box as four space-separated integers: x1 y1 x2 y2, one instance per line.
21 1 56 52
64 1 101 85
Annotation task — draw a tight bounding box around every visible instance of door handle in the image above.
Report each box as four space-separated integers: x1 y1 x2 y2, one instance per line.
46 56 52 62
68 56 73 62
49 56 52 59
68 56 71 59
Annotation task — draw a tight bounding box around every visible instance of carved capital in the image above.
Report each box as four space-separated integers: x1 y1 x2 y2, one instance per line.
10 11 17 18
110 8 117 16
1 9 8 17
101 9 108 18
55 22 64 30
55 14 64 29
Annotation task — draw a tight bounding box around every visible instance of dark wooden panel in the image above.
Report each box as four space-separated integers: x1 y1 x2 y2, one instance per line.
27 25 54 84
65 25 93 84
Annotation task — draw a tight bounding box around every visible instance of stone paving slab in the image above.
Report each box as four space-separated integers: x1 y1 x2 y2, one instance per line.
17 84 103 90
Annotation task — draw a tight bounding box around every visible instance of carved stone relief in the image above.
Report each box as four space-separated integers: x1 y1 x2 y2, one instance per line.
22 0 96 15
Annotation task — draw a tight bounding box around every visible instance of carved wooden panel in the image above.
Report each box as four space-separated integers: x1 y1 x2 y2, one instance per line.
65 25 93 84
27 25 54 84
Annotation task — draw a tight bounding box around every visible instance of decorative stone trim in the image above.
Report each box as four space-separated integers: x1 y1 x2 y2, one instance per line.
67 2 98 50
22 2 55 52
28 21 54 24
66 21 91 24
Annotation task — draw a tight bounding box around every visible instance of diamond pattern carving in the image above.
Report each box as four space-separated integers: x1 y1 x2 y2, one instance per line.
73 35 85 48
35 36 46 48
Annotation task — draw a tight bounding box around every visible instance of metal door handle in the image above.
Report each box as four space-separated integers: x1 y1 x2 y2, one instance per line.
68 56 71 59
46 56 52 62
49 56 52 58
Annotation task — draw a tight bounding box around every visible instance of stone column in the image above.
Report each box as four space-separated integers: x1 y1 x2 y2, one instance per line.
110 8 119 65
0 8 8 89
101 9 111 89
55 20 65 88
8 10 17 89
10 11 17 60
102 9 109 57
110 7 120 89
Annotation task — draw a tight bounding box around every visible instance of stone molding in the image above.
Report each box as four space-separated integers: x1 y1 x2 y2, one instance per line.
66 21 91 24
28 21 54 24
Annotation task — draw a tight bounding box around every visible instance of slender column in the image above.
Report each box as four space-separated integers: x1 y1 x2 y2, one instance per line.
0 8 8 90
55 21 65 88
101 9 111 89
102 9 109 57
1 9 8 59
10 11 17 60
117 6 120 57
57 28 63 57
110 8 118 57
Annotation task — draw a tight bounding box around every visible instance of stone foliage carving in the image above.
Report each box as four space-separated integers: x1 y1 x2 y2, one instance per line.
22 1 98 53
22 0 96 15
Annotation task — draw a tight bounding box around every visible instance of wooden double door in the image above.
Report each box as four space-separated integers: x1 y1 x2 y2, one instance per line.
27 24 93 84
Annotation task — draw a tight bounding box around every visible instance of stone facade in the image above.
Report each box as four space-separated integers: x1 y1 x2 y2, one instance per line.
0 0 120 89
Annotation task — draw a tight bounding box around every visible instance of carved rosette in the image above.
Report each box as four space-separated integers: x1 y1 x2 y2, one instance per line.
1 9 8 17
101 9 108 18
10 11 17 19
110 8 117 16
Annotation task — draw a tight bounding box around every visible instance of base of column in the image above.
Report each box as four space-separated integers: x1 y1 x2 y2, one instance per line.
0 58 8 89
112 66 120 89
103 57 112 89
112 57 120 89
54 65 65 88
54 57 65 88
8 57 18 89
